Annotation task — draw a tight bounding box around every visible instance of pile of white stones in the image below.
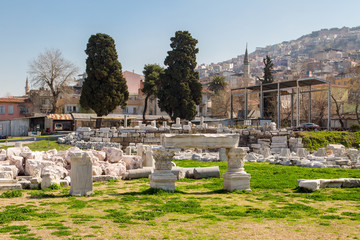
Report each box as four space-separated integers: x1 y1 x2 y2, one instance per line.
173 150 221 162
0 144 142 190
244 142 360 169
58 127 121 150
57 117 241 149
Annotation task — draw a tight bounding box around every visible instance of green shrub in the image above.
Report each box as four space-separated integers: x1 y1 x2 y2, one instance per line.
0 189 22 198
350 123 360 132
48 183 61 190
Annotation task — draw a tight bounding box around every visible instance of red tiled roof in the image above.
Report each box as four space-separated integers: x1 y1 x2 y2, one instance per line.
46 114 73 120
0 97 29 103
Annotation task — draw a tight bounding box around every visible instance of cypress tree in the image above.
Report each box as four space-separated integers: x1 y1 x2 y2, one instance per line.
263 55 274 83
262 55 275 118
80 33 129 127
157 31 202 120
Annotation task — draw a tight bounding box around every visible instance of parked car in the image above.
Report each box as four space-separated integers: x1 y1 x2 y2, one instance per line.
54 123 63 131
294 123 320 131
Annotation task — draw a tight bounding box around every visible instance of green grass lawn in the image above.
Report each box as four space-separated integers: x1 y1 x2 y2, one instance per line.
0 134 58 142
0 140 73 151
297 131 360 151
0 160 360 239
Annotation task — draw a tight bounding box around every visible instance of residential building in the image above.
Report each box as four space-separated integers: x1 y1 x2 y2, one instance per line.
0 97 32 121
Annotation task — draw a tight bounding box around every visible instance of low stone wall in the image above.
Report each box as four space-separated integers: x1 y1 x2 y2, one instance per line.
298 178 360 192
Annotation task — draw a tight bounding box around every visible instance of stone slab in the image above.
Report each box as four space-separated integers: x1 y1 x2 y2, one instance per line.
161 134 239 149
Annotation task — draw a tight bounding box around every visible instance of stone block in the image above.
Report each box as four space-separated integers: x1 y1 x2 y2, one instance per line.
103 163 126 177
42 165 68 179
0 153 7 161
25 159 54 177
219 148 227 161
298 180 320 192
0 171 13 179
335 159 351 166
92 175 118 182
171 167 186 180
314 148 327 157
320 179 344 188
162 134 239 149
296 148 309 158
149 172 177 192
271 136 287 143
69 151 93 196
0 182 22 191
341 178 360 188
122 155 142 170
223 171 251 192
18 180 31 189
41 174 60 189
0 165 19 178
29 177 41 189
102 147 123 163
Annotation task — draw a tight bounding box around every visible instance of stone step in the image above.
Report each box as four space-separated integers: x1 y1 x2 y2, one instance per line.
0 183 22 190
16 176 33 181
0 179 17 184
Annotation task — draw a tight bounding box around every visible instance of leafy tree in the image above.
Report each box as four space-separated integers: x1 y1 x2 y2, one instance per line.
208 76 227 94
142 64 164 122
262 55 275 118
157 31 202 120
80 33 129 127
28 49 78 113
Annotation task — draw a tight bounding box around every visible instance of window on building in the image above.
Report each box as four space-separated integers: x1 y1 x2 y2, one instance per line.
0 106 4 114
8 105 13 114
73 106 77 112
66 106 72 112
133 107 137 114
19 106 28 114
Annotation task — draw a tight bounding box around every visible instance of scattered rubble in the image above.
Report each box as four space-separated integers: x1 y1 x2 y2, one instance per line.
0 146 142 191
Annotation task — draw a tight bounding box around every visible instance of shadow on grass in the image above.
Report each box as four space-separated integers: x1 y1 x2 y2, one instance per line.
110 187 253 197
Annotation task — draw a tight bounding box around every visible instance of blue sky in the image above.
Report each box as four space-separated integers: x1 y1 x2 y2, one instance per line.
1 0 360 97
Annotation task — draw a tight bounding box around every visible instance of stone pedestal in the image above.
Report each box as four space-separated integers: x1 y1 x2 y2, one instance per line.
223 147 251 192
171 117 182 129
69 151 94 196
149 149 177 192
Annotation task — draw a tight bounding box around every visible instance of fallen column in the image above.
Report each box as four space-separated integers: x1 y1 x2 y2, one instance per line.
193 166 220 179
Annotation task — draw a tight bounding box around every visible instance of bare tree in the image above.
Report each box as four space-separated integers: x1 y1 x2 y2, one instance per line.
28 49 78 113
211 89 231 118
331 94 345 129
349 66 360 123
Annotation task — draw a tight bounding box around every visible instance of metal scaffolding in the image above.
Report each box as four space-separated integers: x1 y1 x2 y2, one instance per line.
230 77 331 129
